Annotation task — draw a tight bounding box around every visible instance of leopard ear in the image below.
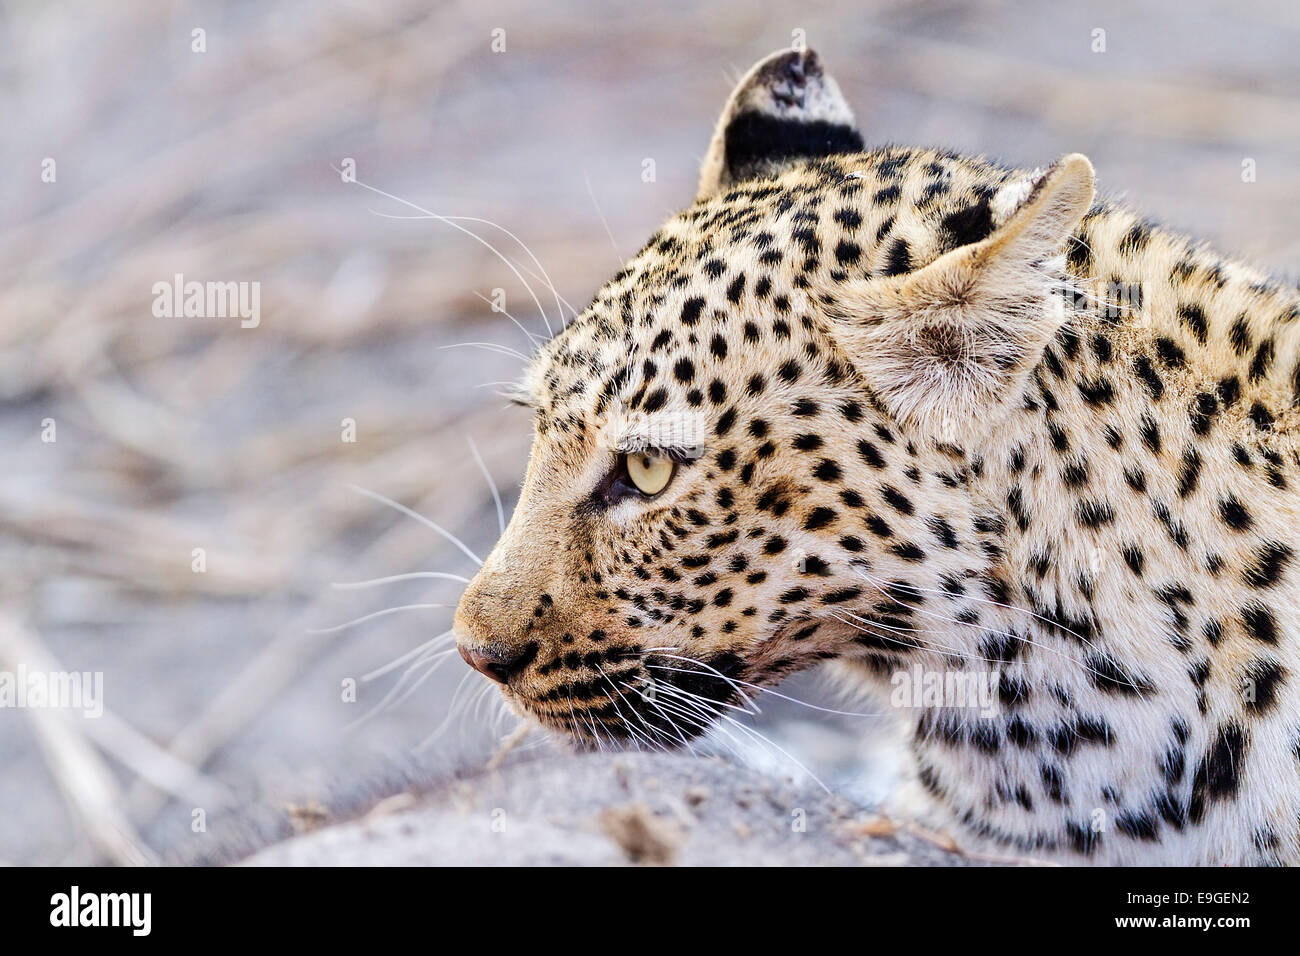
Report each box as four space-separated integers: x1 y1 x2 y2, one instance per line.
825 154 1096 440
697 49 862 201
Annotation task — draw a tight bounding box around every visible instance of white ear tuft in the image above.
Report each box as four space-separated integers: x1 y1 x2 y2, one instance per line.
990 168 1044 225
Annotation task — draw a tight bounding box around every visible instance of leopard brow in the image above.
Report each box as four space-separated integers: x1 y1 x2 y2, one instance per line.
603 410 707 457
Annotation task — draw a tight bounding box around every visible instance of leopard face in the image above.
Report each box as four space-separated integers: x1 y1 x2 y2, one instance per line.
453 49 1094 748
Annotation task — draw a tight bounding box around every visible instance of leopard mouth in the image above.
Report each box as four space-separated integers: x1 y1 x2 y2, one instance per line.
508 652 748 749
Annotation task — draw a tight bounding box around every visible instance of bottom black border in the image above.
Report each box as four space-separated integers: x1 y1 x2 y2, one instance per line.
2 865 1276 941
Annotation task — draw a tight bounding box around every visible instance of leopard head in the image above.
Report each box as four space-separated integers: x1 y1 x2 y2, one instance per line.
454 49 1094 747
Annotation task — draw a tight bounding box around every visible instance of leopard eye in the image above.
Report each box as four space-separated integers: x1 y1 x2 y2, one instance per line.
625 451 675 496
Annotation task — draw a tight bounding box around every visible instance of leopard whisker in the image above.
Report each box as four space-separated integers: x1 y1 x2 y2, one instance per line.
332 571 471 590
346 647 459 730
440 341 532 363
467 436 506 536
361 628 456 682
652 683 831 792
413 669 478 753
618 680 700 755
596 664 666 752
306 603 450 635
642 651 756 713
649 660 886 719
347 484 484 566
472 290 547 348
349 176 558 336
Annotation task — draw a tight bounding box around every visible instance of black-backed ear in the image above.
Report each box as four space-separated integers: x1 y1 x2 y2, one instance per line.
697 49 862 201
823 154 1096 440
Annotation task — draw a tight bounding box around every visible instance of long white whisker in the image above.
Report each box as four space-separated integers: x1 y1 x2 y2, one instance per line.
472 291 546 347
441 213 570 326
440 341 530 362
595 666 659 752
649 661 885 719
348 484 483 566
619 680 697 755
307 603 449 635
468 436 506 536
361 629 456 682
641 652 755 713
348 176 556 335
332 571 471 590
584 172 623 265
414 669 477 752
347 647 459 729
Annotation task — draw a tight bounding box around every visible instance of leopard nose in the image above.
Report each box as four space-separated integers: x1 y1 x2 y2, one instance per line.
458 643 531 684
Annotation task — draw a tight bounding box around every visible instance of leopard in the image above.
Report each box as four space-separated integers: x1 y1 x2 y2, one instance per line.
452 48 1300 865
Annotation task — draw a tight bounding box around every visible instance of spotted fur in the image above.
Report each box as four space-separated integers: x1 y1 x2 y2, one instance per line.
454 49 1300 865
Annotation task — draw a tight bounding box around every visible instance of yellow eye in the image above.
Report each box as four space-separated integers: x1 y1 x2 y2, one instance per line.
626 451 675 496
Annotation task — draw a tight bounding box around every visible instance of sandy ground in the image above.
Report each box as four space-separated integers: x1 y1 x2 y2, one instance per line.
1 0 1298 865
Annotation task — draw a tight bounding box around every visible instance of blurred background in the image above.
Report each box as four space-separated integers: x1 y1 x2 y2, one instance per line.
1 0 1297 865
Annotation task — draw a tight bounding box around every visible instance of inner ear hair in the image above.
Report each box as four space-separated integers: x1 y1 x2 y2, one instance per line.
823 154 1096 439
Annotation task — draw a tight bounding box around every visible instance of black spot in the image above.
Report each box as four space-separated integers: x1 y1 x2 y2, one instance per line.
880 486 914 515
1188 722 1248 823
1243 656 1286 715
1178 303 1208 344
1139 414 1161 454
680 297 705 325
1250 337 1275 382
928 517 958 549
1177 448 1202 498
1154 337 1185 368
1242 602 1279 644
1077 377 1115 407
857 440 886 468
1190 392 1219 436
834 239 862 266
1217 375 1241 407
726 274 746 304
864 514 893 538
883 237 911 276
813 459 841 482
1076 500 1114 529
1133 356 1164 400
1229 314 1252 355
804 507 836 530
1116 811 1160 842
1243 542 1292 589
1086 654 1153 696
832 208 862 229
940 199 994 248
1217 495 1252 531
890 542 925 562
